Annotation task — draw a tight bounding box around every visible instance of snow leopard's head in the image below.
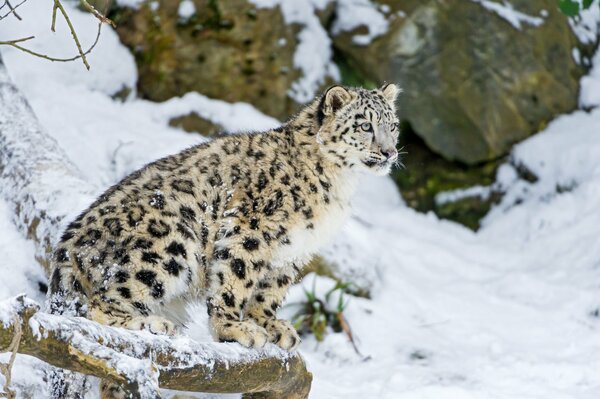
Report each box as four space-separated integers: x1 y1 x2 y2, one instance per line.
317 84 401 175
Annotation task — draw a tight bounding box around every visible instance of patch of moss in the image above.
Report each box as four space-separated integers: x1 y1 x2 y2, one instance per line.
174 0 232 30
137 20 176 84
333 49 377 89
392 123 503 230
436 192 502 231
187 0 234 30
106 3 127 25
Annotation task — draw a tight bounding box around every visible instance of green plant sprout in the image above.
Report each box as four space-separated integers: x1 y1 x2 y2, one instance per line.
288 277 364 356
558 0 598 16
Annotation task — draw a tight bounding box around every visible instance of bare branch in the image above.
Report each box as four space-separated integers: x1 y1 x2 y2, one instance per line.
53 0 89 69
0 0 26 20
80 0 115 27
5 0 22 20
0 35 33 44
0 21 102 65
50 0 59 32
1 0 114 69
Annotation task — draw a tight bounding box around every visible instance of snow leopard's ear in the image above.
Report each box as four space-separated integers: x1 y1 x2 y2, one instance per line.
381 83 401 104
322 85 353 116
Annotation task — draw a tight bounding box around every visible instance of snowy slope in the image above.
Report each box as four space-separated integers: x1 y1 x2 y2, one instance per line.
1 1 600 398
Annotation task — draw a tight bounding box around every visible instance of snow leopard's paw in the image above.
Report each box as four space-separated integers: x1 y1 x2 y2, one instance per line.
265 319 300 351
125 315 177 336
214 320 269 348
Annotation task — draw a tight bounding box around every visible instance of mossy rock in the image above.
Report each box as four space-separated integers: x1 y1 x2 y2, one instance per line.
334 48 501 229
332 0 597 164
435 192 502 231
111 0 302 119
391 124 502 230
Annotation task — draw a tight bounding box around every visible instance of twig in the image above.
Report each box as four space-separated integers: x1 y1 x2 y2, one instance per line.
0 36 34 45
5 0 22 20
0 21 102 64
80 0 115 27
53 0 90 69
0 318 22 399
0 0 26 20
51 0 59 32
1 0 115 69
336 311 367 359
0 0 112 66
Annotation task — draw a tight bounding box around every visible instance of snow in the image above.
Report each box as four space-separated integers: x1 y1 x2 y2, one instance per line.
0 57 97 264
249 0 340 103
0 202 46 303
331 0 390 45
1 0 600 398
572 47 582 65
471 0 545 30
114 0 145 9
568 0 600 44
435 185 492 206
178 0 196 21
581 49 600 107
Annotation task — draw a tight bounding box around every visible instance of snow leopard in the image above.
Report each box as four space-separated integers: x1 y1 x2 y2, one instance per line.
47 84 400 398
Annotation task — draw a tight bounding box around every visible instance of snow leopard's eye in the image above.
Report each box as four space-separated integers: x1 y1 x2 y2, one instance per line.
360 122 372 132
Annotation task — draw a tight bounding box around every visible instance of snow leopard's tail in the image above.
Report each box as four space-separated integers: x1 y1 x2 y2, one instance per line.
47 258 89 318
46 257 91 399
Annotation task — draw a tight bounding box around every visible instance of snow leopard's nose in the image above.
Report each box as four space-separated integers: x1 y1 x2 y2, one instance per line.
381 148 397 161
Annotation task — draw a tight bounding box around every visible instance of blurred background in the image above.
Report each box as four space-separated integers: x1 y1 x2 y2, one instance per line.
1 0 600 398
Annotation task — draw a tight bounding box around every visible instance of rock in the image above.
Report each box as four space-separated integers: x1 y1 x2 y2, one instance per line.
111 0 301 119
168 112 224 138
391 125 502 230
111 85 132 102
333 0 596 164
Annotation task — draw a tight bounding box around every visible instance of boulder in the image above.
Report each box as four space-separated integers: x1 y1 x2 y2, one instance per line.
111 0 301 119
333 0 596 164
168 112 224 137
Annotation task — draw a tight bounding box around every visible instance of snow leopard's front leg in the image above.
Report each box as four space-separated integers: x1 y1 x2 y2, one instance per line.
207 235 271 348
246 265 300 351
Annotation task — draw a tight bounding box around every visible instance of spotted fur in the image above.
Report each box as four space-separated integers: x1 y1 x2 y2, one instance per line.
48 85 400 398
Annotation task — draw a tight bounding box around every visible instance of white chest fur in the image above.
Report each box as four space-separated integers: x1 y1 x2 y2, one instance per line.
272 172 358 267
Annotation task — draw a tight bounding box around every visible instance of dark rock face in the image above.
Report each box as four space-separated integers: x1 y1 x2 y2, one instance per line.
390 125 503 231
112 0 301 119
333 0 595 164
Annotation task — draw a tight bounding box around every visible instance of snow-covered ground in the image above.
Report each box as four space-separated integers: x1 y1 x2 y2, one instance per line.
1 1 600 398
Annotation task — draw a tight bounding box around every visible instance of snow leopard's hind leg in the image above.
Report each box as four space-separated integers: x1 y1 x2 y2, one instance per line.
88 300 176 399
